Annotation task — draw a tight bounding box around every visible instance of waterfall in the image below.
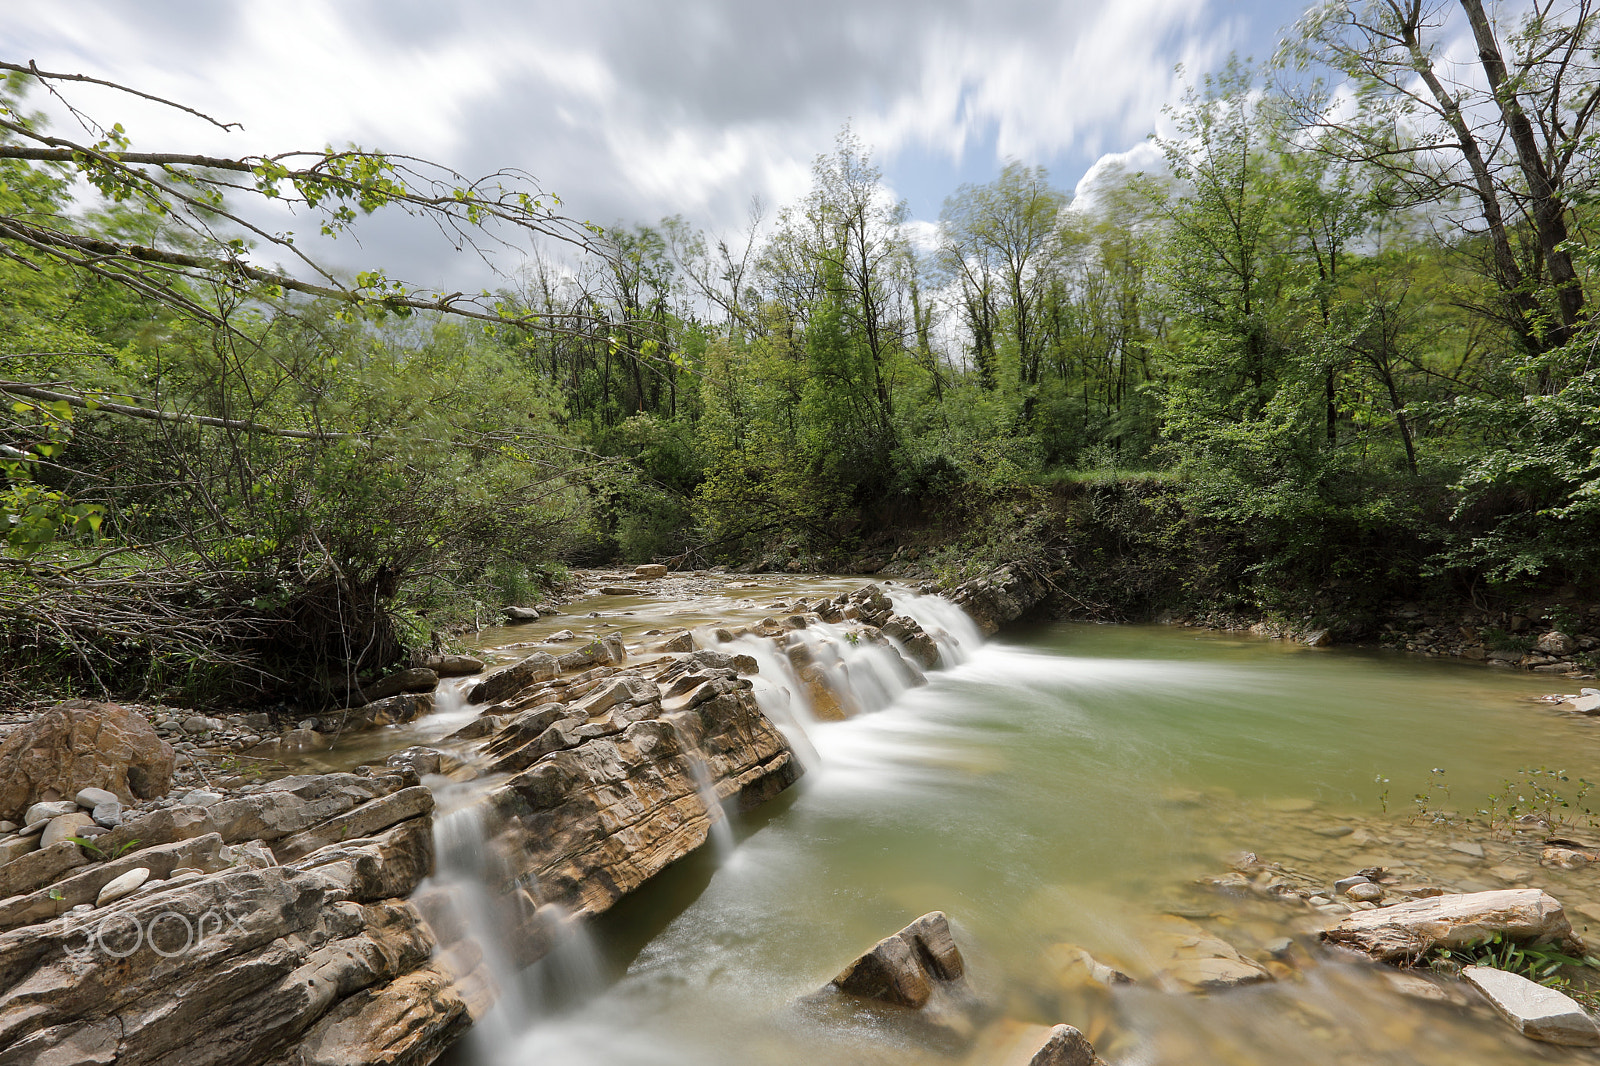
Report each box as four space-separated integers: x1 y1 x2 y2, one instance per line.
664 718 735 862
414 786 531 1051
883 584 985 664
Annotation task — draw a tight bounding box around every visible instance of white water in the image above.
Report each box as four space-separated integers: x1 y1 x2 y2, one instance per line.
665 718 736 862
415 787 530 1051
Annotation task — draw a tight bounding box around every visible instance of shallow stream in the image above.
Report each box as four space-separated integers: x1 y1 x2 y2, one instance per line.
370 578 1600 1064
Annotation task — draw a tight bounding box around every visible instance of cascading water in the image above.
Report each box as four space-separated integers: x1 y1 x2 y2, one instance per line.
369 574 1600 1066
664 718 735 862
413 785 530 1051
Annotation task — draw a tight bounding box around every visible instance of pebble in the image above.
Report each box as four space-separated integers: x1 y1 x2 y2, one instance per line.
18 819 46 839
40 812 94 848
1347 882 1385 903
181 715 223 734
24 800 78 826
1313 826 1355 838
1448 841 1486 858
179 790 224 807
1334 875 1371 894
96 867 151 906
0 821 15 834
91 801 123 829
74 787 119 810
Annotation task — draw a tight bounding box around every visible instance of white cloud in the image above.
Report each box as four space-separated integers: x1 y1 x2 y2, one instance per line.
2 0 1255 289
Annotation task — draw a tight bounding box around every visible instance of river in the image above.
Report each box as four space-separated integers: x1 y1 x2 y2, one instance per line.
317 575 1600 1065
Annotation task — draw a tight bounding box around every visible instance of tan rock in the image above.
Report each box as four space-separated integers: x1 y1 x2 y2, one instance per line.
40 812 95 849
1322 889 1581 960
831 911 967 1010
0 700 174 821
469 653 559 704
1147 915 1270 992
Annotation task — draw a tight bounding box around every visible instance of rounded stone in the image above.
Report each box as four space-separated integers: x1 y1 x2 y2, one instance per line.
74 787 120 810
96 867 151 906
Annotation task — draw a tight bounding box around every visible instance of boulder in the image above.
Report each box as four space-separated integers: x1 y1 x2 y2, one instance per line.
1537 631 1576 656
634 564 669 580
363 667 439 702
657 631 695 653
1463 965 1600 1045
830 911 968 1010
1322 889 1581 960
0 701 175 821
334 692 434 731
598 585 645 596
948 566 1051 636
422 653 484 677
504 605 542 622
468 653 559 704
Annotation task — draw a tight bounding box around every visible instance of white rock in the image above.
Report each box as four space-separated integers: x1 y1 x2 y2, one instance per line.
179 790 224 807
1324 890 1580 961
74 787 119 810
24 800 78 825
96 867 152 906
1463 965 1600 1045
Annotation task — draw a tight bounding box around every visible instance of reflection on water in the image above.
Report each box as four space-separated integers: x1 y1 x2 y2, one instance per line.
470 618 1600 1066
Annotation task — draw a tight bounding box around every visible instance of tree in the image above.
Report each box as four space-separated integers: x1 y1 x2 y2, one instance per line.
0 61 605 702
1288 0 1600 356
939 162 1068 389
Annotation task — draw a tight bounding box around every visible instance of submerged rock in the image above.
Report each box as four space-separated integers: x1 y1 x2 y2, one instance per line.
1321 889 1581 961
1146 915 1271 992
1463 965 1600 1046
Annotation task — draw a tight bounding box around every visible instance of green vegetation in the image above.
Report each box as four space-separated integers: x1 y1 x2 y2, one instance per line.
4 1 1600 705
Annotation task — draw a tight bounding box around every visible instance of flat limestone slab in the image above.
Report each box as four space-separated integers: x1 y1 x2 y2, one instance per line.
1321 889 1578 960
1463 965 1600 1046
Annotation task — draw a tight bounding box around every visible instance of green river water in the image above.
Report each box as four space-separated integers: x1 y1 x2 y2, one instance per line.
421 600 1600 1066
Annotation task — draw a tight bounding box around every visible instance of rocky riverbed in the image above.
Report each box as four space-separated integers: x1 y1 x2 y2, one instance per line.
2 567 1598 1065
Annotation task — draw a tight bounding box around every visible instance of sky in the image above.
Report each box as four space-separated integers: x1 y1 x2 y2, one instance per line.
2 0 1303 291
